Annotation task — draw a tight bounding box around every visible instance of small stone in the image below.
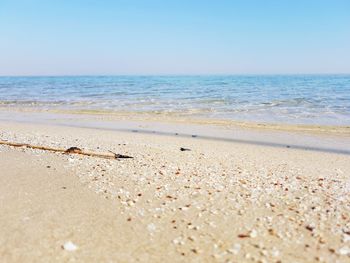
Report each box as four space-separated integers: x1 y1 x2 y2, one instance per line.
62 241 78 251
180 147 191 151
271 247 280 257
339 246 350 255
172 237 185 245
191 248 199 254
305 225 315 232
188 236 195 242
238 234 250 238
227 243 241 255
147 223 156 232
342 234 350 243
249 229 258 238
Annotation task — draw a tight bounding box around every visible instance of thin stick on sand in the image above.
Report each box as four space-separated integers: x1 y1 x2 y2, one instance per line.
0 140 133 160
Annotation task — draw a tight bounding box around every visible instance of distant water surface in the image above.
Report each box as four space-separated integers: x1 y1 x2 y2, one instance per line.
0 75 349 126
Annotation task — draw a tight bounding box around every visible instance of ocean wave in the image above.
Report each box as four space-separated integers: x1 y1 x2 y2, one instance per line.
0 75 349 126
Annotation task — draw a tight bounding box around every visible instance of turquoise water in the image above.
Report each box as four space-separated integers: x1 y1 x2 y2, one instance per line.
0 75 349 125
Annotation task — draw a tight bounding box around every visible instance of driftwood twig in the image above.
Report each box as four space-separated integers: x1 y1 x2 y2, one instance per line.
0 140 133 160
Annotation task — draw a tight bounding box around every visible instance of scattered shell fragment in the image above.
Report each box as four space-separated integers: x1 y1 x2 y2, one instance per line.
227 243 241 255
62 241 78 251
249 229 258 238
172 237 185 245
147 223 156 232
342 234 350 243
338 246 350 256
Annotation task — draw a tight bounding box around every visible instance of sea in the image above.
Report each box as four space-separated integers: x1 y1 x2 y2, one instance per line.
0 75 349 126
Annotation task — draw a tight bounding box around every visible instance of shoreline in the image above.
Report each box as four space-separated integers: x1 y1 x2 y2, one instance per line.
1 107 349 136
1 109 350 156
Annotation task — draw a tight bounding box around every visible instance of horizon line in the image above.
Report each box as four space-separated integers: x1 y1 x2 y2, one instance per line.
1 73 350 78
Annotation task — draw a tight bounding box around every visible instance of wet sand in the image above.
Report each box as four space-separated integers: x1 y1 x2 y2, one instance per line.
0 120 350 262
1 110 350 155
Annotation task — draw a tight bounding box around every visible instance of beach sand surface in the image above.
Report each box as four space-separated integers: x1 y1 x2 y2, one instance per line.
0 121 350 262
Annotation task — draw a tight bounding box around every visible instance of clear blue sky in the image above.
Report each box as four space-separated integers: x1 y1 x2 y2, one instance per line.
1 0 349 75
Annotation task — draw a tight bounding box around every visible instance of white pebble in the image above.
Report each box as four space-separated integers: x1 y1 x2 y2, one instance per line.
339 246 350 255
227 243 241 255
62 241 78 251
249 229 257 238
342 234 350 243
147 223 156 232
172 237 185 245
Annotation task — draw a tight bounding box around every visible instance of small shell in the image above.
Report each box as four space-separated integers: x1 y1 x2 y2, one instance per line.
147 223 156 232
249 229 258 238
338 246 350 255
62 241 78 251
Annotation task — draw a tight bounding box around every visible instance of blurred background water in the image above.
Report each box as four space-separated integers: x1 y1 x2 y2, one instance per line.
0 75 349 125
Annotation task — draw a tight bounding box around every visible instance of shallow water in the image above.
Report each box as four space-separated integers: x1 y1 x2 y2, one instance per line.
0 75 349 125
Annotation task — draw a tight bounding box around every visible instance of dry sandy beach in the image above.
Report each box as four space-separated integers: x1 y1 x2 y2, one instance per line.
0 120 350 262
